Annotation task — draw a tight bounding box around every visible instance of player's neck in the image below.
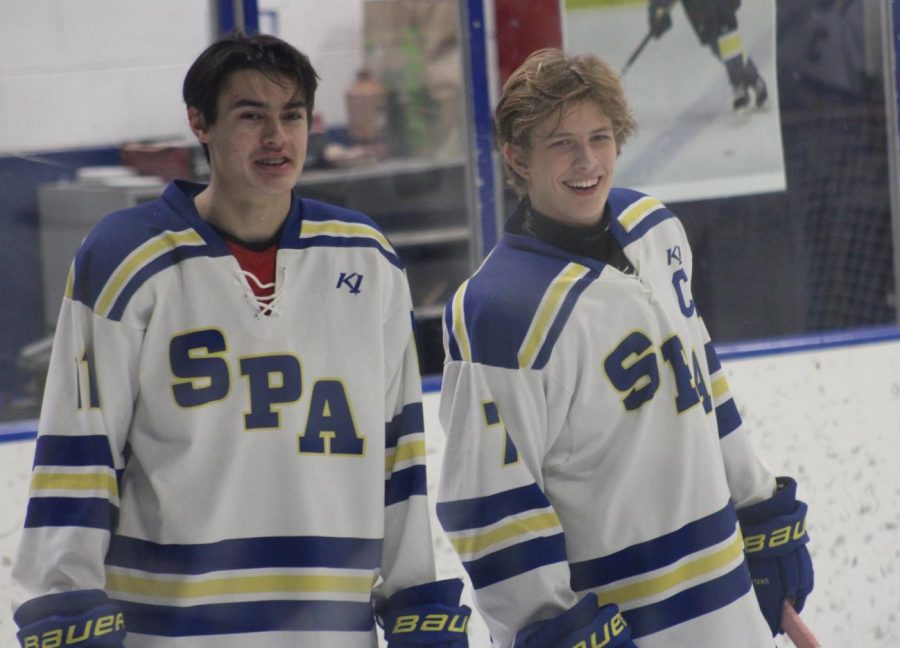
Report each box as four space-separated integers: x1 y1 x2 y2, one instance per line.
194 184 291 244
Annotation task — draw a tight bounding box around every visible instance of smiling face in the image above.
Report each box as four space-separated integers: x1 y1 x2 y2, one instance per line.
505 100 617 228
189 68 308 205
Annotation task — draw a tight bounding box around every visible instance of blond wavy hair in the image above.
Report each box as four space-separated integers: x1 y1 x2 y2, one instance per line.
495 48 637 194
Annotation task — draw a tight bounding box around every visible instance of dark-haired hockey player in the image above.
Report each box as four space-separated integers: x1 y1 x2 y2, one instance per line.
11 32 468 647
649 0 768 111
436 48 812 647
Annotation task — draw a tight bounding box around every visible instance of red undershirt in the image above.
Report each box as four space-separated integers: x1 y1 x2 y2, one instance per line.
224 240 278 301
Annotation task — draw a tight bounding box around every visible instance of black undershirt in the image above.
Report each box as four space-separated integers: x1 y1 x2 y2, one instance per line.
516 200 634 274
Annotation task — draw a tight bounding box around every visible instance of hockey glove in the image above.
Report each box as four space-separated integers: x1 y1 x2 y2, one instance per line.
379 578 471 646
513 594 635 648
648 0 673 38
14 589 126 647
737 476 814 636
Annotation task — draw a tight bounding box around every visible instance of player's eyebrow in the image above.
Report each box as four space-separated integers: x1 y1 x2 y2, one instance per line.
229 97 307 111
543 125 613 139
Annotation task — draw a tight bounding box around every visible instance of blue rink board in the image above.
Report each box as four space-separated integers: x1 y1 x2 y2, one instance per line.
4 325 899 443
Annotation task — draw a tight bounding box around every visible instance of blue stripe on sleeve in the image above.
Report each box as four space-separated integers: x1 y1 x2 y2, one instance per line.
384 403 424 450
437 484 554 532
570 504 738 590
715 399 742 438
34 435 115 468
106 535 383 574
117 599 375 636
385 464 427 506
705 341 722 373
24 497 118 530
464 534 568 589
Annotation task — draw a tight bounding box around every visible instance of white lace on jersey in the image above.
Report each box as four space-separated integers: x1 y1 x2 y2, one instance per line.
238 269 287 318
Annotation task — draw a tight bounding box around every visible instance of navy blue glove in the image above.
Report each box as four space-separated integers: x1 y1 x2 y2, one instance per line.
737 476 814 636
513 594 635 648
14 589 126 647
648 0 673 38
379 578 470 646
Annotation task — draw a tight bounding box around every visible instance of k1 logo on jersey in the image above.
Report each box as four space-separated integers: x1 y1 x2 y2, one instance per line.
336 272 364 294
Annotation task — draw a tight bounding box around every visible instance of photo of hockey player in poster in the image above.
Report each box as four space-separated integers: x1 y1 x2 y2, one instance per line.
563 0 784 202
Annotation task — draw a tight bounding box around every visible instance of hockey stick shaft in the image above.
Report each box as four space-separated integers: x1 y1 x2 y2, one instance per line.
620 0 679 76
782 601 820 648
621 32 653 76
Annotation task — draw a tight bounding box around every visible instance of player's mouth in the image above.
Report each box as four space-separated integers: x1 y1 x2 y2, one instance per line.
255 156 292 170
564 177 601 195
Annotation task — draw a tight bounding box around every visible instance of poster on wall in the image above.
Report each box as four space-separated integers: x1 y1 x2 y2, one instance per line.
562 0 785 203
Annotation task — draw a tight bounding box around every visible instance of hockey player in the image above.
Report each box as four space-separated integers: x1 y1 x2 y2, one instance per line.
648 0 768 111
436 48 812 647
11 32 469 647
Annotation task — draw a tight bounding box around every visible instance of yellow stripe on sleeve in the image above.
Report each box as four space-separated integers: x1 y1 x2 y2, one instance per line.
105 572 375 599
596 532 745 606
451 281 472 362
31 471 119 497
96 230 205 317
618 196 664 232
450 511 561 557
518 264 589 368
300 220 394 254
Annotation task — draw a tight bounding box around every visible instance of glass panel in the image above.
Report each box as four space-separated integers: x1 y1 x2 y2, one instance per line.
0 0 477 421
492 0 897 343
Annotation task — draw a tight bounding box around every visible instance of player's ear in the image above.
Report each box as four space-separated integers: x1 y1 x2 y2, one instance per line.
504 143 531 182
187 107 209 144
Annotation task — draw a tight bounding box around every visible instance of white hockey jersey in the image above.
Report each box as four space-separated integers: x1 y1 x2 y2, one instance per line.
437 189 776 647
12 181 437 647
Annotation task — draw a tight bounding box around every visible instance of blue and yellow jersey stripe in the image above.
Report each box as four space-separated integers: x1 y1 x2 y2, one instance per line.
570 503 752 639
704 338 742 438
292 198 403 269
24 434 120 531
517 263 594 369
437 484 567 589
607 188 674 245
445 239 600 370
92 229 206 319
384 402 427 506
105 534 382 635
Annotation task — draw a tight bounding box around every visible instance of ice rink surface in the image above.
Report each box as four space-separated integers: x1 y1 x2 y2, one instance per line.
3 334 900 646
564 0 785 203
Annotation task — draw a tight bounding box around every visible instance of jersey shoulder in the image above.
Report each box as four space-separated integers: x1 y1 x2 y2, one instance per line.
607 187 681 246
69 181 223 320
444 236 601 370
289 197 403 269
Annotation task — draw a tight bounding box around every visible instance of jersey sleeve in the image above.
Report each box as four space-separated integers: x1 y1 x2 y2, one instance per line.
374 279 440 604
700 318 777 508
436 358 580 647
11 263 141 627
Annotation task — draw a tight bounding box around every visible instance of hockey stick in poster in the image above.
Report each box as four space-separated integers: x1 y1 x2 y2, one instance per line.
782 601 821 648
621 31 653 76
621 0 679 76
